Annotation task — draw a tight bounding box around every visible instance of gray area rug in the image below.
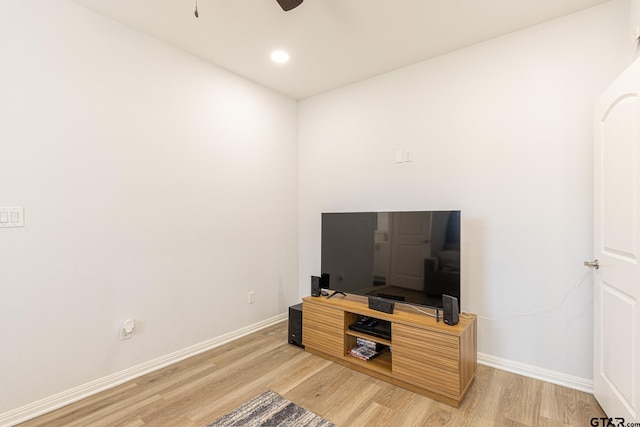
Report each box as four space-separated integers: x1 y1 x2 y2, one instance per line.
208 390 336 427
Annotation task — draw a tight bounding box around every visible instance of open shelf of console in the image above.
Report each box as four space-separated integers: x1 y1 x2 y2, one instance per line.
302 293 477 407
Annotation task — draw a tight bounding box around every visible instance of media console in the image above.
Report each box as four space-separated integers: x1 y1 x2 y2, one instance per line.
302 293 477 407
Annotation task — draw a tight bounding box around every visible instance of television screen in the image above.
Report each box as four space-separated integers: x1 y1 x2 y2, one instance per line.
321 211 460 309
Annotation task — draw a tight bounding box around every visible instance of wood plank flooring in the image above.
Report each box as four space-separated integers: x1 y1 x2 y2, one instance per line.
18 321 605 427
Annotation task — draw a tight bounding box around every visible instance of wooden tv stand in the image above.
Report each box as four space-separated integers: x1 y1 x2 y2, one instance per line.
302 294 477 407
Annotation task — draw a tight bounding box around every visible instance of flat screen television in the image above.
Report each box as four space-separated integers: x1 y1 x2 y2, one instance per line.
321 210 460 309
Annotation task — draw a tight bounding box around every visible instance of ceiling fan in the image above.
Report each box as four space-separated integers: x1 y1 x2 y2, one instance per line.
195 0 303 17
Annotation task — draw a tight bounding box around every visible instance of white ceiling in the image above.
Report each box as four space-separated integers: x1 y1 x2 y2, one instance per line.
70 0 610 99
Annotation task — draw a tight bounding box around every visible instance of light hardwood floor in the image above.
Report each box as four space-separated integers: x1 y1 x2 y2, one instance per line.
19 321 605 427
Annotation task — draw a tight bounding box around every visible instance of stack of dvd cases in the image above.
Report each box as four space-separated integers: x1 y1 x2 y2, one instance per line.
348 338 388 361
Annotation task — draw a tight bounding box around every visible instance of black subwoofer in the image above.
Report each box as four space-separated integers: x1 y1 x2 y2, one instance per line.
288 303 304 348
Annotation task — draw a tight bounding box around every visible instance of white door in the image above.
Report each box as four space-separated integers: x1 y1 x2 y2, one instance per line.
593 57 640 422
389 211 431 290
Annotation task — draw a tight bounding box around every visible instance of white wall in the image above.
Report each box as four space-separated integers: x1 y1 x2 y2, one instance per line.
299 0 630 382
632 0 640 58
0 0 298 415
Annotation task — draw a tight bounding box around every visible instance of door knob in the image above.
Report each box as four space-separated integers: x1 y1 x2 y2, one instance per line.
584 259 599 270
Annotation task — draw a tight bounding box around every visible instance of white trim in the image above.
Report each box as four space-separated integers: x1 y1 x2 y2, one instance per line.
478 352 594 393
0 313 288 427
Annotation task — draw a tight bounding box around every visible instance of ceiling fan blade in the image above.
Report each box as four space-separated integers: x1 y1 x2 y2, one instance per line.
276 0 303 11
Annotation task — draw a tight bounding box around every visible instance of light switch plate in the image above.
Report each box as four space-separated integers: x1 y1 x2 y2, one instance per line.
395 150 404 163
0 207 24 228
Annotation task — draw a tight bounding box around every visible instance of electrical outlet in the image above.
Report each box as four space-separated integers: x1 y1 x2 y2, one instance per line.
248 291 256 304
119 319 135 341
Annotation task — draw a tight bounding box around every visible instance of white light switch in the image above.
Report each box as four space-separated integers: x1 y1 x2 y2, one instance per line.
0 207 24 228
395 150 404 163
404 149 412 162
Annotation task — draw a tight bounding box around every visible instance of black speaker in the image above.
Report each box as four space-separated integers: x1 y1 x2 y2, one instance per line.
311 276 321 297
368 296 395 314
442 294 459 326
288 303 304 348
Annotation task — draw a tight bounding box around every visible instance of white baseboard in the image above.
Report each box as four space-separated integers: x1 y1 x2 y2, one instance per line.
477 352 594 393
0 313 288 427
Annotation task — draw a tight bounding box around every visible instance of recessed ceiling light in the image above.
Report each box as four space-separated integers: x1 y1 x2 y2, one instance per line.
271 50 289 64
